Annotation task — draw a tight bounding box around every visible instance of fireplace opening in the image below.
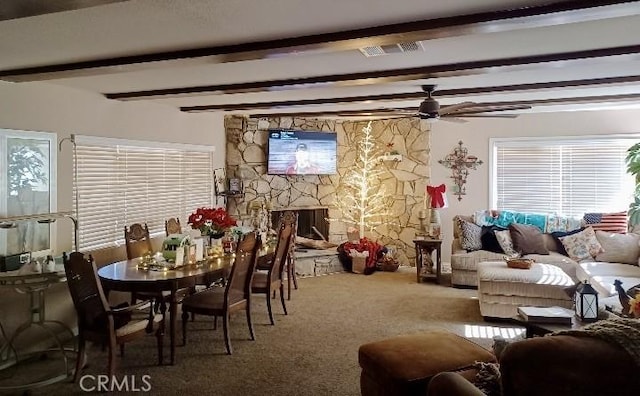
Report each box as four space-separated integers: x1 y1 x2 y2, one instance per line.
272 207 329 241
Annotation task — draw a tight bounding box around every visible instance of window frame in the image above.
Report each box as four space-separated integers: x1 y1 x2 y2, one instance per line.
0 128 57 255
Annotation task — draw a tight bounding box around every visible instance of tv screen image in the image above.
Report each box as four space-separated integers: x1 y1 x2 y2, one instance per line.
267 130 337 175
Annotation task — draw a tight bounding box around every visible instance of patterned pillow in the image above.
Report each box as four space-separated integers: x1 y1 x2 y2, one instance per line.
583 212 628 234
458 218 482 251
558 226 604 261
551 227 585 256
495 229 518 256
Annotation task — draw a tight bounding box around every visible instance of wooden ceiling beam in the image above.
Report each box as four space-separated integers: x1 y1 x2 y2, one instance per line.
1 0 637 81
179 72 640 112
0 0 128 21
112 45 640 101
240 93 640 118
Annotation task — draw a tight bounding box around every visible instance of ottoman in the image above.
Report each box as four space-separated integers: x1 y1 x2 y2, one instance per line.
477 261 574 319
358 331 496 396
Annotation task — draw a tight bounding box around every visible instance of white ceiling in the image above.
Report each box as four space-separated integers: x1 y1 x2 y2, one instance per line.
2 0 640 120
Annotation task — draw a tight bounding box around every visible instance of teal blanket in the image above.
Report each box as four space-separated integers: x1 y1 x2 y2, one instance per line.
473 210 582 233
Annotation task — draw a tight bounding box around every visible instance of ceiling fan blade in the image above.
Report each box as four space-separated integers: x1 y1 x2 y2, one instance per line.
439 101 476 115
441 117 468 123
447 113 519 119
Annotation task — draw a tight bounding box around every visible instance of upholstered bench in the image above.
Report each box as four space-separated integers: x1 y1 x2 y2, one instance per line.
477 261 574 319
358 331 496 396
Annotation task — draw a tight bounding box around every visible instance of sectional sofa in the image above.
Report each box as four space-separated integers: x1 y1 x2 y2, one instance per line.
451 213 640 317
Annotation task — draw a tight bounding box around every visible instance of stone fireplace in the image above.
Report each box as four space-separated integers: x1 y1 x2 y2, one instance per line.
224 115 431 266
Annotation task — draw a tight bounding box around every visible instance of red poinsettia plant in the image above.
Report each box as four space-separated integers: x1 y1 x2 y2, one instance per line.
188 207 237 237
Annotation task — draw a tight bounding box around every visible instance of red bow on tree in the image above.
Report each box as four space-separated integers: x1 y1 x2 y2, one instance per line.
427 184 448 208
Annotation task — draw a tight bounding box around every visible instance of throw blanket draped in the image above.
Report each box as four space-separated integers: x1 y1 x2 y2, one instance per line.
554 317 640 367
473 210 583 233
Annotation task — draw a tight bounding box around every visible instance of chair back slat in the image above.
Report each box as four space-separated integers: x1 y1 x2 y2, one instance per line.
225 232 261 305
124 223 152 259
63 252 111 329
165 218 182 236
270 211 297 283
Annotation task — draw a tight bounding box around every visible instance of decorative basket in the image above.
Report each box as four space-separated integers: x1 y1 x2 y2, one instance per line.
379 255 400 272
381 260 400 272
505 258 534 269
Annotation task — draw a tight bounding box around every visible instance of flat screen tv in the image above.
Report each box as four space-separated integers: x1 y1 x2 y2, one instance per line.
267 129 337 175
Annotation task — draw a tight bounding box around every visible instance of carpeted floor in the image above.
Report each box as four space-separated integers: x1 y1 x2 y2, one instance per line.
15 267 524 396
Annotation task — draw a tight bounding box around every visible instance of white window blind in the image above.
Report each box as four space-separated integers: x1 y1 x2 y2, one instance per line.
74 136 214 251
492 136 638 217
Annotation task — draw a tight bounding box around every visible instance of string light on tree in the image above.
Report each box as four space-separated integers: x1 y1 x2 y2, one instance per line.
335 121 394 236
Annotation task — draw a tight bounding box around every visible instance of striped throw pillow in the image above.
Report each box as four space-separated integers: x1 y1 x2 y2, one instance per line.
582 212 628 234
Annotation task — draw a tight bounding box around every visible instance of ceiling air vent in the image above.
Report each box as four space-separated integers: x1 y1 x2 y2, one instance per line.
359 41 424 57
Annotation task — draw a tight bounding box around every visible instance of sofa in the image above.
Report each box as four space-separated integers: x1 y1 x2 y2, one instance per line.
426 323 638 396
451 212 640 317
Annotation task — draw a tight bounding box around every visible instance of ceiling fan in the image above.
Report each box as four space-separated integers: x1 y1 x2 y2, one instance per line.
346 85 531 122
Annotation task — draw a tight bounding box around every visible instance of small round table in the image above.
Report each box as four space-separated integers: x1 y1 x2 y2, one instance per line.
0 266 77 392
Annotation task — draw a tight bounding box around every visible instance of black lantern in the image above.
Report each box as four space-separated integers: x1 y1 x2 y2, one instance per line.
575 280 599 322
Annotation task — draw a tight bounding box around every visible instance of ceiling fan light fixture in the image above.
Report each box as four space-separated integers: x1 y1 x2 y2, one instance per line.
418 112 439 120
417 98 440 119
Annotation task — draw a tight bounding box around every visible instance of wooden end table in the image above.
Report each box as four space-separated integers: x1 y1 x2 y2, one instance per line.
413 239 442 284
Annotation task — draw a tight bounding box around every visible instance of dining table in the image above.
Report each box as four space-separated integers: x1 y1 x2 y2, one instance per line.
97 248 274 365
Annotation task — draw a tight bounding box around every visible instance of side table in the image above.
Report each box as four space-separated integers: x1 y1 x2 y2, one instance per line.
0 266 77 392
413 239 442 284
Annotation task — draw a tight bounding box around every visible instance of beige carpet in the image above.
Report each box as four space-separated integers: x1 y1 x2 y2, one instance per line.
17 267 524 396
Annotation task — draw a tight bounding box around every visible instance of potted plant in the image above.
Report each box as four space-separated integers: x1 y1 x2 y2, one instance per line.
625 142 640 227
187 207 237 239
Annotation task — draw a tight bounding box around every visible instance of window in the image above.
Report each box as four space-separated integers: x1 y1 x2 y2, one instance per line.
0 129 56 255
490 135 639 217
74 136 215 251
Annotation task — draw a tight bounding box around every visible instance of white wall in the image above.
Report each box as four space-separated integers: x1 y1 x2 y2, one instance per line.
0 80 225 253
431 108 640 264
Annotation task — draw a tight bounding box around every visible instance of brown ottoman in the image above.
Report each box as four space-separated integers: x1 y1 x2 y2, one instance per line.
358 331 496 396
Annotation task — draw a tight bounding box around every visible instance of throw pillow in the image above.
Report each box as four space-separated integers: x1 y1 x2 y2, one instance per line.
558 226 604 261
481 225 506 253
508 223 549 255
583 211 628 234
551 227 585 256
495 229 518 256
458 218 483 251
594 230 640 265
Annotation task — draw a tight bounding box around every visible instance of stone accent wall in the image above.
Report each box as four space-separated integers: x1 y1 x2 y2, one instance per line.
224 115 431 266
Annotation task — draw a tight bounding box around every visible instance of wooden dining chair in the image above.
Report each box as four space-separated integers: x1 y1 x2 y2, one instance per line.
165 217 182 236
257 211 299 300
125 223 160 305
251 213 295 325
181 231 261 355
63 251 164 381
124 223 153 260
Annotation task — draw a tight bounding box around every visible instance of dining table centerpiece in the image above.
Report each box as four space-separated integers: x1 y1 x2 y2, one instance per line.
188 207 238 241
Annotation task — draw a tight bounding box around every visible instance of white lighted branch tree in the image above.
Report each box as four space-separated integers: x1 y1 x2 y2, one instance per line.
335 121 394 235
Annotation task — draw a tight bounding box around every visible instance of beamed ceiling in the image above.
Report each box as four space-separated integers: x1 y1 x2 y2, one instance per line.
2 0 640 120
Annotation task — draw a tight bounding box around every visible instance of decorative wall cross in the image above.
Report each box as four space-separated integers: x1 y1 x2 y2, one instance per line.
438 141 483 201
